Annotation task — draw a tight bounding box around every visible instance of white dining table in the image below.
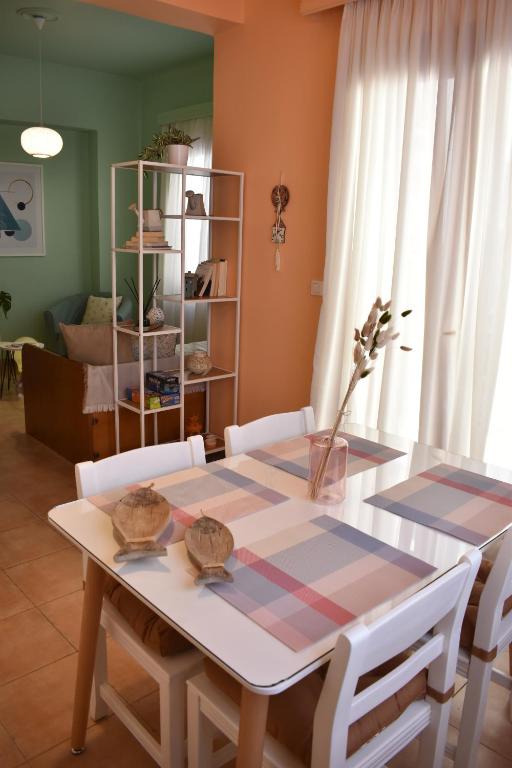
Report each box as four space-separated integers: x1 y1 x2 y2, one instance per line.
48 424 511 768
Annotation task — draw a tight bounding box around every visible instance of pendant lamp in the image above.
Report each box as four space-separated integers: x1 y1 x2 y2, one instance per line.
18 8 63 159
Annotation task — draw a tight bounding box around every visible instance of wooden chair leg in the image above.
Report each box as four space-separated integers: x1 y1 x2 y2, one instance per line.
89 624 110 721
187 684 214 768
71 558 107 753
454 657 493 768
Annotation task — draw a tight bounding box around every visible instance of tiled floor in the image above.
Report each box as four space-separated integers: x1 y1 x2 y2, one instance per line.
0 395 510 766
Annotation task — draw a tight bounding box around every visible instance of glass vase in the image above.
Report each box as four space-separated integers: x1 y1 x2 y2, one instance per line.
308 433 348 505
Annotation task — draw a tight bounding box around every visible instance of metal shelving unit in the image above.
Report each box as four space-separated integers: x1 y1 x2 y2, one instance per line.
111 159 244 455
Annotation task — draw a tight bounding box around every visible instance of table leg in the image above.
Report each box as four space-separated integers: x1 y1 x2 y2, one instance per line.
0 351 6 398
236 687 270 768
7 352 17 392
70 558 107 754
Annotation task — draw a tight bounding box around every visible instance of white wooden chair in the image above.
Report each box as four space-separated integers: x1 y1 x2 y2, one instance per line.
187 549 481 768
453 527 512 768
75 436 206 768
224 406 316 457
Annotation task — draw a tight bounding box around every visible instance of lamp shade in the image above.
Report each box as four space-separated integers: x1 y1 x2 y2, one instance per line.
21 126 63 158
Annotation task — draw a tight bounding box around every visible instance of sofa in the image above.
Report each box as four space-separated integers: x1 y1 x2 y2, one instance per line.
23 344 206 464
44 292 133 355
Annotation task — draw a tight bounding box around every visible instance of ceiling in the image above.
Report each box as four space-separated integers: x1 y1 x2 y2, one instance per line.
0 0 213 77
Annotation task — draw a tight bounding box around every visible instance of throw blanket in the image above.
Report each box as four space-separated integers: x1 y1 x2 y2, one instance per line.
83 343 206 414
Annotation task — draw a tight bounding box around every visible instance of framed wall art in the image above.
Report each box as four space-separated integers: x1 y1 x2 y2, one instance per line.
0 162 45 257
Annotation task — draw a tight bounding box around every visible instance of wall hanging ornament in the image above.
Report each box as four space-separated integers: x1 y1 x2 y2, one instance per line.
271 180 289 271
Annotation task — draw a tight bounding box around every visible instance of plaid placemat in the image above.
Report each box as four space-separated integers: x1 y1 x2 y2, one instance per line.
365 463 512 546
247 431 405 481
209 515 435 651
88 464 289 545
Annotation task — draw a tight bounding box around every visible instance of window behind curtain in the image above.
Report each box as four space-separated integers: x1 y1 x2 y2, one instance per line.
161 115 212 342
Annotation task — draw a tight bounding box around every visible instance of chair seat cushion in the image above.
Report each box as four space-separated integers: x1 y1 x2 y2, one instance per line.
104 576 192 657
460 559 512 650
204 651 427 763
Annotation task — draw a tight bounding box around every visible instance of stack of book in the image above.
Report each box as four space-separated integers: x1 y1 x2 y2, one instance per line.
124 231 170 250
194 259 228 297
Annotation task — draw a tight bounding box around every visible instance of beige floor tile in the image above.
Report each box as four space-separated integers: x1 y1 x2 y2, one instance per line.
107 637 158 703
0 521 69 569
496 648 511 675
0 496 36 532
388 724 512 767
130 690 160 739
39 590 84 648
0 720 25 768
0 654 85 759
29 715 158 767
0 571 32 620
450 675 512 760
7 547 83 605
0 608 74 685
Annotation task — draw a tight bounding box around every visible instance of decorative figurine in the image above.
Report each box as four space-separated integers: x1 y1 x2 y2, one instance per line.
185 191 207 217
185 271 199 299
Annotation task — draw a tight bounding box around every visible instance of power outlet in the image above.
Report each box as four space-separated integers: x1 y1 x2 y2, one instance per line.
311 280 323 296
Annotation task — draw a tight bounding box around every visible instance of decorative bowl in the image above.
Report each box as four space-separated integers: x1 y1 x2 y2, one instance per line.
187 350 212 376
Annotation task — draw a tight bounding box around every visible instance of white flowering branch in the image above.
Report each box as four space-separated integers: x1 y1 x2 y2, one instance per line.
310 297 412 500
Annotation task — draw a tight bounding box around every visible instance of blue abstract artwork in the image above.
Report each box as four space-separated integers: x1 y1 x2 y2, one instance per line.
0 163 44 256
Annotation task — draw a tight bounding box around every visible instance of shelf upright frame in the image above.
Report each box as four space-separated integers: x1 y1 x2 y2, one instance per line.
137 161 145 447
179 168 186 442
151 171 159 445
112 166 120 454
111 159 243 456
234 172 244 422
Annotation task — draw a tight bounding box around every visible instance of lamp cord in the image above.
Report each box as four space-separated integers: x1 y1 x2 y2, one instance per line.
38 31 43 126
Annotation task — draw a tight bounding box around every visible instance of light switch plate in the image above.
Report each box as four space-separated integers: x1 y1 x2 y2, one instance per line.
311 280 323 296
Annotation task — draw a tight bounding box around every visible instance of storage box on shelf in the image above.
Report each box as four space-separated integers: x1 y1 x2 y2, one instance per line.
111 160 243 453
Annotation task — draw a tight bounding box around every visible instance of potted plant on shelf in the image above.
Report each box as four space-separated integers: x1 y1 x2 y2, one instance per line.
139 124 199 167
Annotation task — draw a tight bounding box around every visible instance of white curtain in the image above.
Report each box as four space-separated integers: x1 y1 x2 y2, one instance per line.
311 0 512 464
161 115 212 342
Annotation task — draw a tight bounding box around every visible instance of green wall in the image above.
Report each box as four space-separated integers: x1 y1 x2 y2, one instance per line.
0 51 213 344
0 122 93 341
140 55 213 144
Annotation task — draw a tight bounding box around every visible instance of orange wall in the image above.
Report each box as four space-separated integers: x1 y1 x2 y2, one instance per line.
81 0 244 33
81 0 342 427
212 0 341 425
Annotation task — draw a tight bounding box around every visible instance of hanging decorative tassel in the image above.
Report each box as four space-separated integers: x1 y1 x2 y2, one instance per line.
271 174 289 272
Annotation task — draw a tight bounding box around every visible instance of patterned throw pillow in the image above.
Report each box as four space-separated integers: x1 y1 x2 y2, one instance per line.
82 295 122 325
132 334 177 361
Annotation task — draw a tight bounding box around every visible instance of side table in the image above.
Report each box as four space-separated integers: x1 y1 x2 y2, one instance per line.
0 341 44 398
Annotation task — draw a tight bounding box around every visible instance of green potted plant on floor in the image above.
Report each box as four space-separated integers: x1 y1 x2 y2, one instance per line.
0 290 11 343
139 124 199 167
0 290 11 319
